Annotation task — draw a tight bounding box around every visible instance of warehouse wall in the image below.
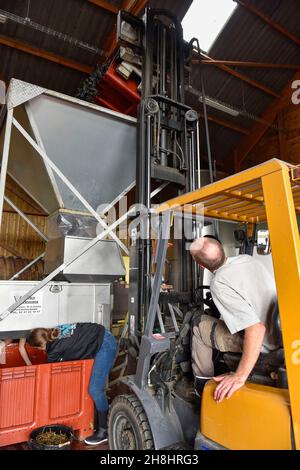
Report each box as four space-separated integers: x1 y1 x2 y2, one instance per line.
0 175 46 261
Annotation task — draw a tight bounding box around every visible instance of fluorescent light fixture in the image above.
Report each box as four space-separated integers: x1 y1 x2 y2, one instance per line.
199 96 239 117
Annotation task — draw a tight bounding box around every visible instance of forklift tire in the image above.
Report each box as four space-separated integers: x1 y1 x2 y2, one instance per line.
108 394 154 450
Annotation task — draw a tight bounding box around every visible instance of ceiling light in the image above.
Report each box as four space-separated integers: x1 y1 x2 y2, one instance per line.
199 95 239 117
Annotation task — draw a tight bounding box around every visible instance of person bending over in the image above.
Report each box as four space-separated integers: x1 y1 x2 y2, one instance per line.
190 237 278 402
28 322 117 445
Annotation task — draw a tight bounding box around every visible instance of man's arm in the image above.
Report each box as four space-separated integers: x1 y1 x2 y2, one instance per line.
19 338 32 365
214 322 266 402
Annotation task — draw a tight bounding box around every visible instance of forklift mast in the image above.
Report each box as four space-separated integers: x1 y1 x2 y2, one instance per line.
109 9 300 452
118 9 200 339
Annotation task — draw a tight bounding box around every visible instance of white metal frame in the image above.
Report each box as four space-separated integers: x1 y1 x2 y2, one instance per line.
4 195 48 241
0 102 48 282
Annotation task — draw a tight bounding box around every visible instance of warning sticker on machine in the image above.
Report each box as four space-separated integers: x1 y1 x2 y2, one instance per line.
10 291 43 315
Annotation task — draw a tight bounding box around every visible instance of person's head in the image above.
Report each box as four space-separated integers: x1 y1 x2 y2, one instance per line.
190 237 226 272
27 328 58 350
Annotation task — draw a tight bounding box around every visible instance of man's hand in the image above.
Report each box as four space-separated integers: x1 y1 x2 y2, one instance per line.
213 373 246 402
213 323 266 403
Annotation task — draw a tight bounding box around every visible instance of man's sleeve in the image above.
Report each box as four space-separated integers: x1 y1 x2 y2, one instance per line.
211 281 261 334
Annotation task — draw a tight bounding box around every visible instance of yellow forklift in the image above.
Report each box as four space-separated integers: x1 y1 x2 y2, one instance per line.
156 158 300 450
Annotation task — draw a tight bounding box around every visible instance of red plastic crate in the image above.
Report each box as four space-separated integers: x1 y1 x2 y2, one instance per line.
0 345 94 447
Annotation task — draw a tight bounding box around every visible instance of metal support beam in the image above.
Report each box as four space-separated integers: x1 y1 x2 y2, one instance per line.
135 211 172 389
0 34 93 74
100 181 136 216
156 159 285 213
156 305 165 334
150 182 169 199
6 174 46 215
235 0 300 48
99 181 169 219
26 101 64 210
278 111 287 161
168 303 179 333
10 252 45 280
210 62 280 99
186 85 249 135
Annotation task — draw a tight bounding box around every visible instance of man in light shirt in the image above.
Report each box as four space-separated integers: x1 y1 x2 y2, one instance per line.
190 237 278 402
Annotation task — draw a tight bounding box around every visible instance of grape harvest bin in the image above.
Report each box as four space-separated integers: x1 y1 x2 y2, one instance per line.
0 345 94 447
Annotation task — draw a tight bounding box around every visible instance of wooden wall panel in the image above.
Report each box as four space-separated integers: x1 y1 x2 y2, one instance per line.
0 211 46 259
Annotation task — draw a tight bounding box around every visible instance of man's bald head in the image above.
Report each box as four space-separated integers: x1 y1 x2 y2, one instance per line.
190 237 226 272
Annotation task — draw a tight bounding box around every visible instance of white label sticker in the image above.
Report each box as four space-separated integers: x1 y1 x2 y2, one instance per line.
11 291 43 315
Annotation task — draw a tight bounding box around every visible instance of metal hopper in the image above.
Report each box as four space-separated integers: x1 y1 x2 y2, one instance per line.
0 79 137 326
